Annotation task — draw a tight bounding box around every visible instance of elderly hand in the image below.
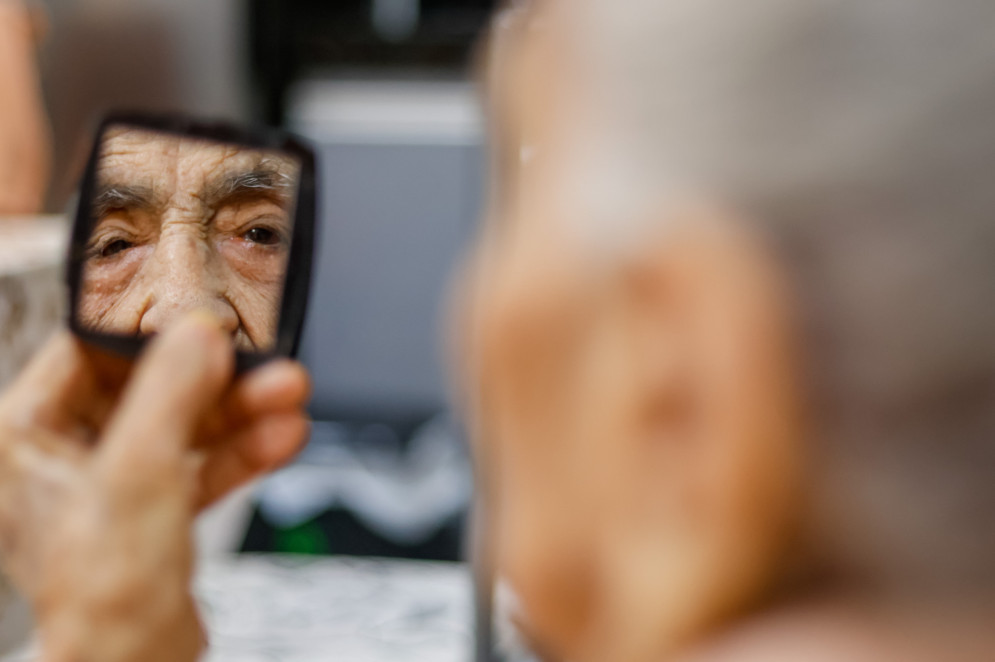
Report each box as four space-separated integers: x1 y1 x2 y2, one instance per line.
0 313 310 662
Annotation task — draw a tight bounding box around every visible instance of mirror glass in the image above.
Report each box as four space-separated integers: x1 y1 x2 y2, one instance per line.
76 125 302 353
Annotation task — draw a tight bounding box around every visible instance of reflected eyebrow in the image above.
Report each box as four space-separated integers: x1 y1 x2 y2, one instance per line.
92 183 159 218
205 166 296 210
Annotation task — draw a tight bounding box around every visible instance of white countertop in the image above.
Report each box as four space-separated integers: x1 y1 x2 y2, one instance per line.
198 555 472 662
3 555 474 662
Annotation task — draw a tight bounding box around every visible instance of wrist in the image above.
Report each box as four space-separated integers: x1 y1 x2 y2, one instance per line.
39 592 205 662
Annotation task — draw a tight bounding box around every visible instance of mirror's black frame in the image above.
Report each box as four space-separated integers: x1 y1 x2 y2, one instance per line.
66 112 317 373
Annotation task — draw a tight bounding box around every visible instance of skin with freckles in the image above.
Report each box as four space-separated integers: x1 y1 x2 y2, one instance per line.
79 128 300 351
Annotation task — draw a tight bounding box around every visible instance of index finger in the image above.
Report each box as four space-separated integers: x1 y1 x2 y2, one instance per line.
196 359 311 446
97 313 234 492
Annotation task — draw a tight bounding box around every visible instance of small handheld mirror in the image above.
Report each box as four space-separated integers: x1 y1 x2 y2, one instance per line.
68 113 316 371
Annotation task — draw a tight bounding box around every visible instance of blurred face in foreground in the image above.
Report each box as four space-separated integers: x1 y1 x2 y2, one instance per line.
460 0 995 660
460 4 803 662
79 128 298 351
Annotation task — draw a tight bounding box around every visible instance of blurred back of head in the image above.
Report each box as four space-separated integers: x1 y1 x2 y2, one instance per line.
565 0 995 599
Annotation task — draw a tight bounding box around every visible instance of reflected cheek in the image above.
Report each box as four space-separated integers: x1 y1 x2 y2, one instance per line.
228 285 282 349
79 245 153 331
217 240 287 349
217 238 288 286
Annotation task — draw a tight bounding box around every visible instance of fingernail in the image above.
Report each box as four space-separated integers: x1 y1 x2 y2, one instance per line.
185 309 225 331
171 311 233 374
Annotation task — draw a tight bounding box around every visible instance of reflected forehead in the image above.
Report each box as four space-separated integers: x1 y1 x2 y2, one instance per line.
100 126 176 152
96 128 298 203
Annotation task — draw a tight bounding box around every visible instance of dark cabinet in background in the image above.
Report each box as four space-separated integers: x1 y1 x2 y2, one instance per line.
249 0 497 125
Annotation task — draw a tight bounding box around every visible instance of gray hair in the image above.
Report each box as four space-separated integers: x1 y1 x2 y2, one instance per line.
570 0 995 598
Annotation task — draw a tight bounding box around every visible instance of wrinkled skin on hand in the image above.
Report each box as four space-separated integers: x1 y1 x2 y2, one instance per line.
0 314 310 662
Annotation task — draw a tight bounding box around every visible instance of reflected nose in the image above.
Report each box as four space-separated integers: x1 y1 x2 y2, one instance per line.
139 233 239 337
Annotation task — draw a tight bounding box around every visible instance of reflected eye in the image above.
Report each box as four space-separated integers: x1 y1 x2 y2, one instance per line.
243 226 281 246
100 238 133 258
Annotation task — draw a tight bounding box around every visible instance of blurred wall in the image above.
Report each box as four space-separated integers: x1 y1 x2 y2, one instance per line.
39 0 249 208
291 80 485 417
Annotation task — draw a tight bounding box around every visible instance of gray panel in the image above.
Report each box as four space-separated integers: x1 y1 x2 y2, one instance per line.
299 141 484 416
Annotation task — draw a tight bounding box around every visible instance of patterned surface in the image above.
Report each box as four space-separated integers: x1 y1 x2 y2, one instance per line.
0 216 67 390
1 555 473 662
198 555 473 662
0 216 67 655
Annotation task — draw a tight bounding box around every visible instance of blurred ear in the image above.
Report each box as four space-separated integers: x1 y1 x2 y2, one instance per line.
590 205 804 661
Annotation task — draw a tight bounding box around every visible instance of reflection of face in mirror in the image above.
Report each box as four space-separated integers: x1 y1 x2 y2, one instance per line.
79 127 300 352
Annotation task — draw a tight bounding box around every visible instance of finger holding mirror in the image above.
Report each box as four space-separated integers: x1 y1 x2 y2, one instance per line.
69 114 316 370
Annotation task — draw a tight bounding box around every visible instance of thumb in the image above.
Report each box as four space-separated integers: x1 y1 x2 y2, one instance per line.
97 312 234 495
